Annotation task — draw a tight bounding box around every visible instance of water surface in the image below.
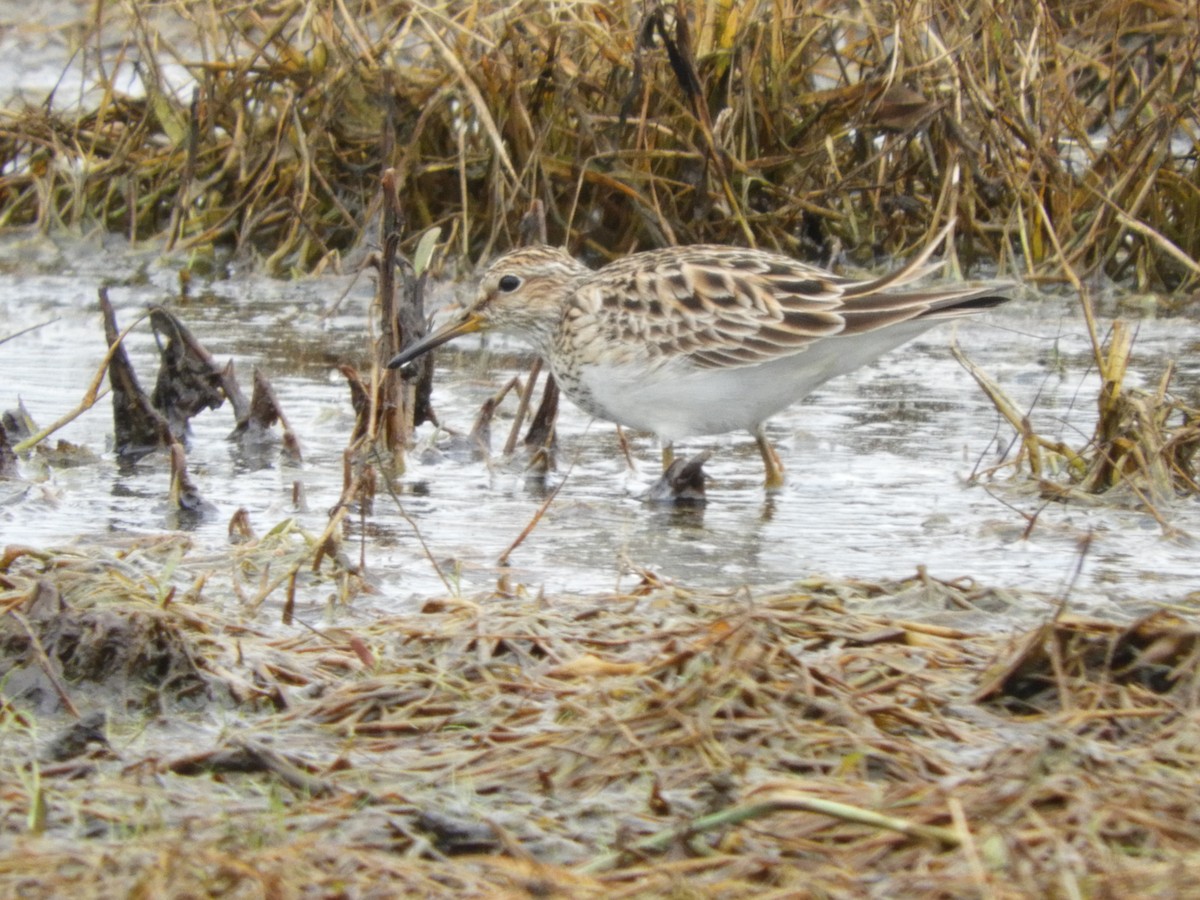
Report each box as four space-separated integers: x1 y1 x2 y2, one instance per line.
2 230 1197 626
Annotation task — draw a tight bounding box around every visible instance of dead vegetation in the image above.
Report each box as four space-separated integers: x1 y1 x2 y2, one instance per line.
3 3 1200 893
3 540 1200 897
2 0 1198 503
0 0 1196 287
955 318 1200 518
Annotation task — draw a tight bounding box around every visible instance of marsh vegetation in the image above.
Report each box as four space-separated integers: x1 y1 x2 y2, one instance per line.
2 1 1200 895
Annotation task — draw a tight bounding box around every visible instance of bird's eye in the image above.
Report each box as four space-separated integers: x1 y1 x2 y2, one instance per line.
498 274 522 292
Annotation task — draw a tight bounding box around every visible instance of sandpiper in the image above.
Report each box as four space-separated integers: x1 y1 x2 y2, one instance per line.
388 231 1013 489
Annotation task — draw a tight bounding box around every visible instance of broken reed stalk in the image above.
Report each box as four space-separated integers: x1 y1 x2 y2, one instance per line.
338 169 421 519
1080 320 1136 493
375 228 408 459
334 165 450 589
12 298 150 455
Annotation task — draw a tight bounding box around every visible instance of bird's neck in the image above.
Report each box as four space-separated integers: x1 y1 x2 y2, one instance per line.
513 315 564 360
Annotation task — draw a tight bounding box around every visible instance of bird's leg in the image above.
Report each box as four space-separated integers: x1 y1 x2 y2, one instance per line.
661 441 675 472
754 426 785 491
616 425 637 470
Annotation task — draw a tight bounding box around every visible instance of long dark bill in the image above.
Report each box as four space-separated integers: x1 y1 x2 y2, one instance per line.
386 312 484 368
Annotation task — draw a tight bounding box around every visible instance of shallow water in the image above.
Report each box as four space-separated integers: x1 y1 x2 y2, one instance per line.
2 230 1198 625
3 1 1198 627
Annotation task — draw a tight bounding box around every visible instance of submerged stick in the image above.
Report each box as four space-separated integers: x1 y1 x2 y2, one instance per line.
497 462 572 567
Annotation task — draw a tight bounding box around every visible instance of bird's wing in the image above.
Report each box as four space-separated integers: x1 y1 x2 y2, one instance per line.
568 242 998 371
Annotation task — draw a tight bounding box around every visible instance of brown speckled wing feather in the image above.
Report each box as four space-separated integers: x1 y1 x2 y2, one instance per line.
571 243 980 371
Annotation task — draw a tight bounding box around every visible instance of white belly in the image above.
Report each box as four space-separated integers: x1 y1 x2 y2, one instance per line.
563 320 938 440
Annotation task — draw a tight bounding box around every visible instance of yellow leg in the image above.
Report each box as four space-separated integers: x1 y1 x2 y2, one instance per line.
754 427 785 491
661 441 675 472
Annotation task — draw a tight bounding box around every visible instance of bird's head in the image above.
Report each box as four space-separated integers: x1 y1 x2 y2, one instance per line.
386 245 589 369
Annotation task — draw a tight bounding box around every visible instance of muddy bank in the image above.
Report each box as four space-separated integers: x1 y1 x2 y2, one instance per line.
3 539 1199 897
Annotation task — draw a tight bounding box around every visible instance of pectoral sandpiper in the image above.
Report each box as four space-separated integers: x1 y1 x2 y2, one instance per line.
388 231 1013 490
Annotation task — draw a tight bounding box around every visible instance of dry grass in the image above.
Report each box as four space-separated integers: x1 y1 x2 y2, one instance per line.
3 539 1200 897
0 0 1196 286
3 6 1200 891
955 311 1200 517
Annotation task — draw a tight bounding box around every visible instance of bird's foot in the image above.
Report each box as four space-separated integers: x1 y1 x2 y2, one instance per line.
646 450 712 504
755 429 786 492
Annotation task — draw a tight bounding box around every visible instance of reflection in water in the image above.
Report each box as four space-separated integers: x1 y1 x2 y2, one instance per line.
1 234 1199 624
647 501 708 532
